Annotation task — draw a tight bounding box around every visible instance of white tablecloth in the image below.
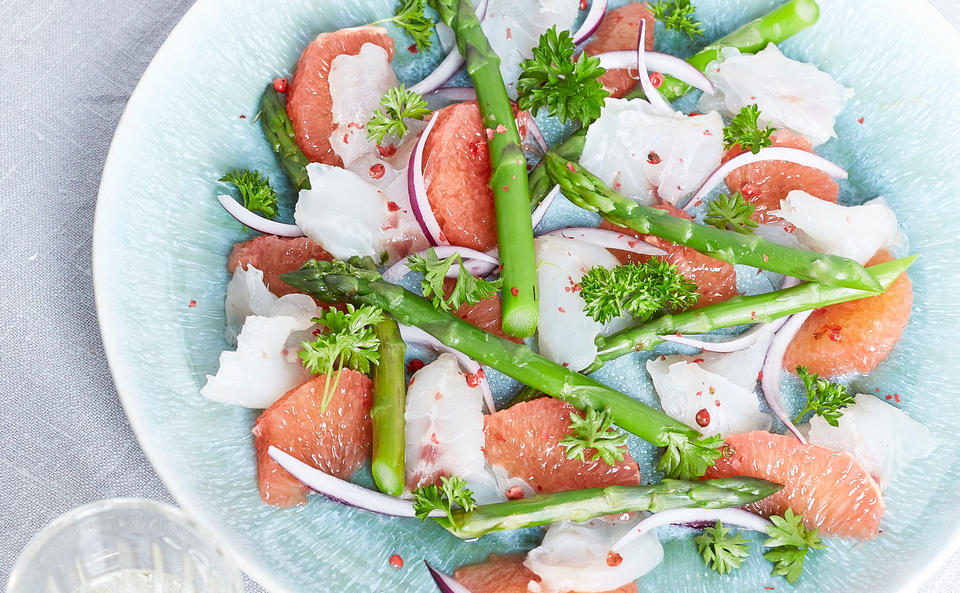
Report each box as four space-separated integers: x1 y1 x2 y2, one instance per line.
1 1 957 590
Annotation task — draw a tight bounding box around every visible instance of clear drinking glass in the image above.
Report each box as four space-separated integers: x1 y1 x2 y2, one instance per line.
6 498 244 593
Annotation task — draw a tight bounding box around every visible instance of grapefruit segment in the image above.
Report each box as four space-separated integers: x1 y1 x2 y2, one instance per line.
703 431 884 539
252 369 373 507
228 235 333 297
784 250 913 376
286 26 395 165
483 397 641 494
454 554 638 593
584 3 656 99
724 129 840 223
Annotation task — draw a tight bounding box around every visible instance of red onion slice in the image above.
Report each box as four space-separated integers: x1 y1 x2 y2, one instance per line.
539 227 668 257
637 20 675 116
382 246 500 283
761 311 812 442
684 147 849 211
593 50 715 94
572 0 609 44
399 324 496 413
408 114 448 246
408 0 489 95
612 508 772 552
267 446 444 517
531 185 561 230
425 86 478 109
659 322 781 353
520 111 550 156
217 195 304 237
426 562 475 593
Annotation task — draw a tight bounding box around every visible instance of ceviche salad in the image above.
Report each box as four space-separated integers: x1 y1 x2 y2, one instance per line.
201 0 934 590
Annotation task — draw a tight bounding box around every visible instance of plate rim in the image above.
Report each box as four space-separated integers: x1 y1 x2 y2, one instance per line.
92 1 960 592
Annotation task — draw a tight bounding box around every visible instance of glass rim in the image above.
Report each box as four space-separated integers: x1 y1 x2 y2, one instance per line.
7 498 243 592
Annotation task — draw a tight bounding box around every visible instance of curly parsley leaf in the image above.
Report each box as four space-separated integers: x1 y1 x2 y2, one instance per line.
704 192 759 235
695 520 752 575
651 0 705 39
657 432 725 480
579 259 699 325
560 407 629 466
723 104 775 154
371 0 436 52
792 366 855 426
298 304 385 411
219 169 279 219
412 475 477 524
762 508 825 583
407 248 502 312
366 85 431 145
517 26 609 127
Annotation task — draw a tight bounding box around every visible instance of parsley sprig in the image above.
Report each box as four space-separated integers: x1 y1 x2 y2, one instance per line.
298 304 385 411
412 475 477 524
559 407 629 466
407 248 502 312
366 86 431 145
651 0 705 39
695 521 751 575
704 192 759 234
723 104 775 154
579 260 699 325
793 366 855 426
517 26 609 127
763 509 825 583
657 432 725 480
220 169 279 219
371 0 436 52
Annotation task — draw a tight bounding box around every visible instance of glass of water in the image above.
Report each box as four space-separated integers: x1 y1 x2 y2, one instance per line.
6 498 243 593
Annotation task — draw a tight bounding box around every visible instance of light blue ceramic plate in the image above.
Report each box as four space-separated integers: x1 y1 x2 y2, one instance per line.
94 1 960 591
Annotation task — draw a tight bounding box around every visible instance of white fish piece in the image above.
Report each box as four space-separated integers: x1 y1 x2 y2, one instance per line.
646 334 773 436
535 235 630 371
698 43 853 147
525 516 664 593
771 190 900 264
201 315 312 409
404 353 501 503
580 98 724 205
802 393 937 490
223 265 319 348
482 0 579 98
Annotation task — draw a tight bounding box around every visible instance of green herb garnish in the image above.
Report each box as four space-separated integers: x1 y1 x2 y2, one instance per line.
723 104 775 154
695 520 752 574
657 432 726 480
366 85 431 145
704 192 759 234
412 475 477 524
651 0 705 39
579 260 699 325
406 248 502 312
560 407 629 466
372 0 437 52
793 366 855 426
763 509 825 583
219 169 279 219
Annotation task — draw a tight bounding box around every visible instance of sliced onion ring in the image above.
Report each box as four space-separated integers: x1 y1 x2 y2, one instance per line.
593 50 715 95
520 111 550 156
408 114 448 246
612 508 771 552
659 322 782 353
572 0 609 44
399 324 496 413
531 185 561 230
425 561 475 593
267 446 444 517
539 227 668 257
382 246 499 283
408 0 489 95
217 195 304 237
761 311 812 442
684 147 849 211
425 87 477 109
636 19 675 116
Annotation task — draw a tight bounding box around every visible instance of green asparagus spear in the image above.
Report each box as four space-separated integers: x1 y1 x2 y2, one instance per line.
371 319 407 497
281 259 724 477
545 153 882 292
631 0 821 102
435 477 782 539
584 255 918 372
430 0 538 338
527 0 820 203
259 85 311 191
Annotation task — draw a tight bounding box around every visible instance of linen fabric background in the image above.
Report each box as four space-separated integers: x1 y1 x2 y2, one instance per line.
0 0 956 591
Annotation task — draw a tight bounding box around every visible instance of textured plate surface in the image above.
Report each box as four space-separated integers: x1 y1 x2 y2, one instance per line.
94 1 960 592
